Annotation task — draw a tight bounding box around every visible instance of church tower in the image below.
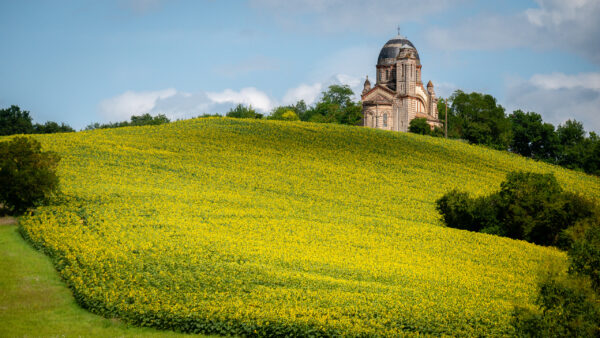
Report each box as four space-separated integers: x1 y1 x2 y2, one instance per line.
361 34 441 132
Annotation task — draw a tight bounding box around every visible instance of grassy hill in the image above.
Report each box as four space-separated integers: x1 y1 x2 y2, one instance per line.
14 118 600 336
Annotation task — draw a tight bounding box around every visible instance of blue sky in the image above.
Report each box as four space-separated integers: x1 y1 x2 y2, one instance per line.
1 0 599 132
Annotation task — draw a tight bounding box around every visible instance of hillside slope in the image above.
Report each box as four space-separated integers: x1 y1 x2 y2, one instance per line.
17 118 600 336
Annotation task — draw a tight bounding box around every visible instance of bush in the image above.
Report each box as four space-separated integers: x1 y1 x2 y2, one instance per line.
226 104 263 119
568 216 600 290
409 118 431 135
512 275 600 337
436 171 595 246
0 137 60 214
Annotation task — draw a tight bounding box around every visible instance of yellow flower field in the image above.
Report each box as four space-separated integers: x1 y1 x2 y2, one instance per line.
16 118 600 335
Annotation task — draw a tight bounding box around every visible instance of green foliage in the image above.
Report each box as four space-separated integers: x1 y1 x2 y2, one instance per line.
436 171 595 247
33 121 75 134
225 104 263 119
509 110 558 160
1 105 75 135
512 275 600 337
568 215 600 290
449 90 512 150
409 118 431 135
86 113 171 130
268 107 300 121
302 85 362 125
0 137 60 214
0 105 34 135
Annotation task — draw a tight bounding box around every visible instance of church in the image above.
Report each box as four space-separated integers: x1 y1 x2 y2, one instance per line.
361 34 441 131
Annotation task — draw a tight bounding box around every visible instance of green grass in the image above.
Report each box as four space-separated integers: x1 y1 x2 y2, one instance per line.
0 221 201 337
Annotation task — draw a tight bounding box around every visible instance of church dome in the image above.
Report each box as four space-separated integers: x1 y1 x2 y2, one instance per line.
377 35 420 65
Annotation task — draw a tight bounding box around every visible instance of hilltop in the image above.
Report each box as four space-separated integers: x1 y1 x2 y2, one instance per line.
16 118 600 336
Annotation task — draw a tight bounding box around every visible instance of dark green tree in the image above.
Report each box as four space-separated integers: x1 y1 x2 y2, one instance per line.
408 118 431 135
226 104 263 119
130 113 170 126
0 105 34 136
33 121 75 134
509 110 559 161
556 120 587 170
0 137 60 214
302 85 361 125
450 90 511 150
436 171 595 247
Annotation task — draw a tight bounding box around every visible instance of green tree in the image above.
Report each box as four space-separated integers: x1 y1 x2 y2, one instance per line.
512 275 600 337
0 137 60 214
0 105 34 136
303 85 361 125
226 104 263 119
448 90 512 149
130 113 170 126
33 121 75 134
556 119 587 170
409 118 431 135
509 110 559 161
436 171 595 247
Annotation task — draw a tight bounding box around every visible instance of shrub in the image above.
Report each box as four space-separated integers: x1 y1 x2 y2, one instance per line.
568 216 600 290
0 137 60 214
436 171 595 246
409 118 431 135
226 104 263 119
512 275 600 337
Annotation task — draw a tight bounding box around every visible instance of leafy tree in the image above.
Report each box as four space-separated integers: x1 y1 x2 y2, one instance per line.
568 215 600 290
509 110 559 161
302 85 362 125
226 104 263 119
556 119 587 170
130 113 170 126
86 113 171 130
321 84 354 110
512 274 600 337
0 105 34 135
409 118 431 135
33 121 75 134
450 90 512 150
281 110 300 121
436 171 595 247
0 137 60 214
293 100 308 120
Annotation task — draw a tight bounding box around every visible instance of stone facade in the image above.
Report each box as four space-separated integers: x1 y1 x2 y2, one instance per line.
361 35 441 132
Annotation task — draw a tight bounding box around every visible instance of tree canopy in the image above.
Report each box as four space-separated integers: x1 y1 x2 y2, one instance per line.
0 137 61 214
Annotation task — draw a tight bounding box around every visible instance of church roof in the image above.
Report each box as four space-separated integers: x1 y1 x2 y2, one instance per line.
377 35 420 65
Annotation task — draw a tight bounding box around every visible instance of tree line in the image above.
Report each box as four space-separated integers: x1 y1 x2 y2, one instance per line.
0 105 74 135
411 90 600 176
2 86 599 176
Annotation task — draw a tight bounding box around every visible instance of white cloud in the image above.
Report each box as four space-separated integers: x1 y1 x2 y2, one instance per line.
206 87 273 112
530 72 600 91
506 72 600 133
282 83 323 105
425 0 600 64
99 88 177 121
98 73 372 123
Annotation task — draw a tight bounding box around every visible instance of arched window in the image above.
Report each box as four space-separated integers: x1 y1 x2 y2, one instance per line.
385 69 389 80
416 99 425 113
383 113 388 127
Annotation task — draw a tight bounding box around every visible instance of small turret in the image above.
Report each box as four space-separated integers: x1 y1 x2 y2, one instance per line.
362 76 371 95
427 80 434 94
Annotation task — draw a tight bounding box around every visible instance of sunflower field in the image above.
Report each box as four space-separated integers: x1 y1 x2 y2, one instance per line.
15 118 600 336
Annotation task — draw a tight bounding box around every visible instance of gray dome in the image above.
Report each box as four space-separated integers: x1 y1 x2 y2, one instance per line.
377 35 420 65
